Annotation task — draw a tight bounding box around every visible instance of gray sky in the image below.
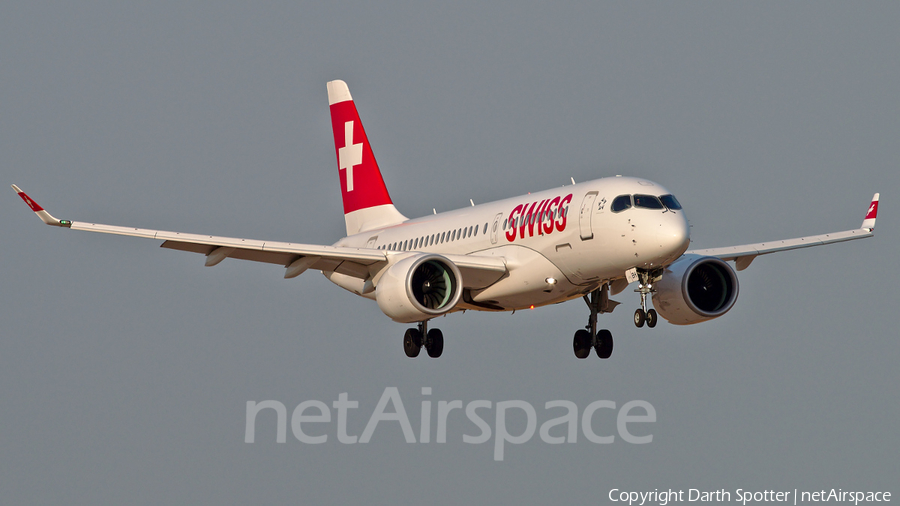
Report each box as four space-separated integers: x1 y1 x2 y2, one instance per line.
2 2 897 504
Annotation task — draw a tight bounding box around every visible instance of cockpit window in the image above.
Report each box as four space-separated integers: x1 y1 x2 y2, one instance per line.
611 195 632 212
633 194 664 210
660 194 682 211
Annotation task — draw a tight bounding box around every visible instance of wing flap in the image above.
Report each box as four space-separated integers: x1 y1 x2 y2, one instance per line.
160 241 214 255
221 248 297 266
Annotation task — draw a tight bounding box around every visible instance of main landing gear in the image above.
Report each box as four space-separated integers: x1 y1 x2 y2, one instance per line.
403 320 443 358
633 269 659 329
573 284 615 359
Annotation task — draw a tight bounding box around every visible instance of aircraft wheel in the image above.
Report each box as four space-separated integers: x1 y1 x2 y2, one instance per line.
595 329 614 359
646 309 658 328
634 309 646 328
573 329 591 359
403 329 422 358
426 328 444 358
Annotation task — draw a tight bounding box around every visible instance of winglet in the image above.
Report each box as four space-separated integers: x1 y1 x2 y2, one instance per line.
861 193 879 231
11 185 70 227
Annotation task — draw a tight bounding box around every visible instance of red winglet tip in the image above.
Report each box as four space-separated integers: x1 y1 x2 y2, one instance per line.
17 191 44 212
865 200 878 220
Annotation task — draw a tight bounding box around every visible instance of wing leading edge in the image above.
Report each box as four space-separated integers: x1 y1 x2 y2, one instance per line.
687 193 878 271
11 185 508 285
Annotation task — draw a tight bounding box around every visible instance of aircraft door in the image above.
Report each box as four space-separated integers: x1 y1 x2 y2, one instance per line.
490 212 504 245
579 192 598 240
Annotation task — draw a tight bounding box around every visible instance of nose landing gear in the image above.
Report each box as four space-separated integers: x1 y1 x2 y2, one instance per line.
633 307 658 328
633 269 660 329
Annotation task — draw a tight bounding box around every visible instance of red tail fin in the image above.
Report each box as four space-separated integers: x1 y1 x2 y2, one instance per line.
327 80 406 236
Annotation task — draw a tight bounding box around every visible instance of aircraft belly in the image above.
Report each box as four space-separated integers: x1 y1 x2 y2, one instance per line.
469 245 570 308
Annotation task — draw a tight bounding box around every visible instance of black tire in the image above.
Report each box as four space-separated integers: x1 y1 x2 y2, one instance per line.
573 329 591 359
646 309 658 328
595 329 614 359
426 328 444 358
634 309 645 328
403 329 422 358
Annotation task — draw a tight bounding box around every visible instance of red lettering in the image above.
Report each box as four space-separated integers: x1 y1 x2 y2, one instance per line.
543 196 560 235
555 194 573 232
504 193 573 242
527 199 547 237
505 204 522 242
534 200 548 236
519 201 538 239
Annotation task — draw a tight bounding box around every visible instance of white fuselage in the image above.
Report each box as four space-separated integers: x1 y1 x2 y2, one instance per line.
331 176 690 311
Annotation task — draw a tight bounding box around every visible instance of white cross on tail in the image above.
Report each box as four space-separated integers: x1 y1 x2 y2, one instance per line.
338 121 363 192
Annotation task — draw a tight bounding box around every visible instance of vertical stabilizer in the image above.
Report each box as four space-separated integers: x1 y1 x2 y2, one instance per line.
327 80 407 236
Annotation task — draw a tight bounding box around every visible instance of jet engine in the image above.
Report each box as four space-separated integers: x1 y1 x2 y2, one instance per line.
375 254 463 323
653 255 739 325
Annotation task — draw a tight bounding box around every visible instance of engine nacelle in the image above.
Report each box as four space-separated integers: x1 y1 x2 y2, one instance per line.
653 255 739 325
375 254 463 323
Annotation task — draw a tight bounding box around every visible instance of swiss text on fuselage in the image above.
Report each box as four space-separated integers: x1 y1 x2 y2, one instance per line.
505 193 573 242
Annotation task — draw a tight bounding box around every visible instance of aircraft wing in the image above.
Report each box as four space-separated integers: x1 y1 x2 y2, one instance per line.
11 185 508 286
686 193 878 271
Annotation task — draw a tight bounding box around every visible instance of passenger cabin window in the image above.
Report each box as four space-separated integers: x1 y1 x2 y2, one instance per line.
633 194 664 210
611 195 632 213
660 194 683 211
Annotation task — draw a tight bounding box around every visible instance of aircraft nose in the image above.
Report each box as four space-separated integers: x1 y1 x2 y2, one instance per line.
659 213 691 259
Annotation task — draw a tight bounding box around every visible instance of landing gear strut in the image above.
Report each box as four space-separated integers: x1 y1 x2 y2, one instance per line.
403 320 443 358
573 283 615 359
633 269 659 329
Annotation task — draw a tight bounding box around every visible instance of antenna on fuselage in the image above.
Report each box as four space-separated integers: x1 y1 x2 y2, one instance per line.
470 199 475 207
570 177 576 185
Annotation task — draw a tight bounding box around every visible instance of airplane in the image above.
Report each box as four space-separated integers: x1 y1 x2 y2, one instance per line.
12 80 879 360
